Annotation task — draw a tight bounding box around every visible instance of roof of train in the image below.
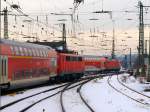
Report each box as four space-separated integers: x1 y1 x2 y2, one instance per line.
0 39 54 50
83 55 103 58
58 53 82 57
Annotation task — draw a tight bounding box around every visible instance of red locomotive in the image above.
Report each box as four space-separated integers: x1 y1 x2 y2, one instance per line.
0 39 121 89
104 58 121 72
84 55 105 74
56 53 84 80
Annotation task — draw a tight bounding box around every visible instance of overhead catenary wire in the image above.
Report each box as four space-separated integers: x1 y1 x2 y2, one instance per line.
4 0 62 33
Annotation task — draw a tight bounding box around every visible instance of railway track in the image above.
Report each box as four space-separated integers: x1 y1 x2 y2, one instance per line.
117 75 150 98
107 75 150 106
77 79 95 112
0 75 101 112
0 83 69 111
60 76 98 112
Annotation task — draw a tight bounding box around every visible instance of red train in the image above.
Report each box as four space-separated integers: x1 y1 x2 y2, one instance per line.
0 39 121 89
84 55 105 74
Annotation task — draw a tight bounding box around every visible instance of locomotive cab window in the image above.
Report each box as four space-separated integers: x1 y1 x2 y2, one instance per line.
66 56 70 61
78 57 82 61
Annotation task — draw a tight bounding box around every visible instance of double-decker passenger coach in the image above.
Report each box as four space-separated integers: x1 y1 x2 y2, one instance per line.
0 39 57 89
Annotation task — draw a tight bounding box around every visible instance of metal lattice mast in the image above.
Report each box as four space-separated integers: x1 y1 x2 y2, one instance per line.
62 23 67 51
145 40 148 56
138 1 145 76
4 7 8 39
148 31 150 81
0 0 1 40
112 21 115 59
130 48 132 68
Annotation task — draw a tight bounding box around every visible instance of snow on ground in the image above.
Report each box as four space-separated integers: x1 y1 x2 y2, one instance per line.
1 84 62 106
1 84 63 112
82 74 150 112
1 74 150 112
118 73 150 96
62 87 90 112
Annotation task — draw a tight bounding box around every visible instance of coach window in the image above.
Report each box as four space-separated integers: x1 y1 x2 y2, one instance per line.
34 49 36 56
22 47 25 56
38 49 41 57
26 48 28 56
10 46 15 55
29 48 32 56
23 47 27 56
28 48 32 56
42 50 45 57
41 50 43 57
19 47 24 56
32 48 36 56
38 50 41 57
42 50 46 57
35 49 38 57
18 47 21 56
27 48 30 56
32 48 35 56
31 48 34 56
47 51 49 57
30 48 33 56
46 51 48 57
33 49 37 57
40 50 43 57
14 46 19 55
43 50 46 57
43 51 46 57
44 51 47 57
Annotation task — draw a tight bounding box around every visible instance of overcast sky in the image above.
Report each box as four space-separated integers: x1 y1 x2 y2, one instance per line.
1 0 150 55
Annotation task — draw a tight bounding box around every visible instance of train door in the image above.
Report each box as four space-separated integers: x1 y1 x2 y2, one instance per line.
0 56 8 85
